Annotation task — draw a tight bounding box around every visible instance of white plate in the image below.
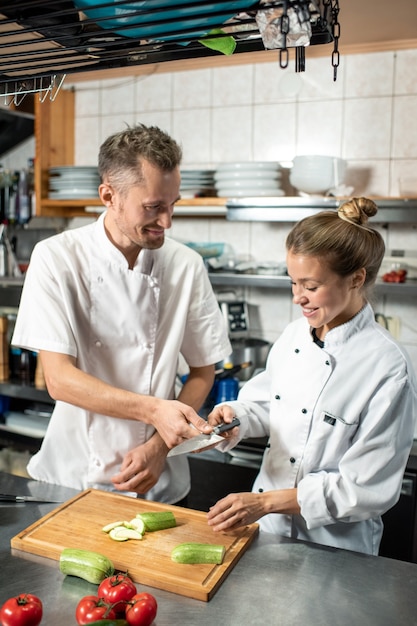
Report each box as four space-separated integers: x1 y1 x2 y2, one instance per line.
49 166 99 173
48 190 100 199
181 169 215 176
216 188 285 197
49 180 99 188
214 171 282 182
216 162 281 174
180 183 214 191
215 179 282 190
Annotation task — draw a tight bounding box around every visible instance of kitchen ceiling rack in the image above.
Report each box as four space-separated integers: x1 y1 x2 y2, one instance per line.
0 0 338 102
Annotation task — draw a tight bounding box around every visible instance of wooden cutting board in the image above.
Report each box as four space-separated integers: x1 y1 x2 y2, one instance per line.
11 489 259 601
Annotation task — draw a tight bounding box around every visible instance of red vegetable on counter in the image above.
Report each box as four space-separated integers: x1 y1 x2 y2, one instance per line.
382 269 407 283
0 593 43 626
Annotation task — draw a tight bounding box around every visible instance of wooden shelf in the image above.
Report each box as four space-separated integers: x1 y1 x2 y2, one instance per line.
39 196 228 218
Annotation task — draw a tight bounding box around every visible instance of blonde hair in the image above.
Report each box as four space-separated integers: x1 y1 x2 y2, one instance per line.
286 197 385 293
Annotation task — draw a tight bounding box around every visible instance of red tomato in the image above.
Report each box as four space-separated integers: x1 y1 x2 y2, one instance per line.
125 592 157 626
0 593 43 626
98 573 137 614
75 595 117 625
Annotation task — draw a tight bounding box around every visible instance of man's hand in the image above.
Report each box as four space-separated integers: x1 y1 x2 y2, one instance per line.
149 398 212 449
111 432 167 494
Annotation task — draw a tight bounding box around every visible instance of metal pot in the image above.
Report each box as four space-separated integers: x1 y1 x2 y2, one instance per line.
217 338 271 381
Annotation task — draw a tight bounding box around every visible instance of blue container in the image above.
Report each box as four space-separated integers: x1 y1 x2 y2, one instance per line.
214 377 239 403
73 1 256 42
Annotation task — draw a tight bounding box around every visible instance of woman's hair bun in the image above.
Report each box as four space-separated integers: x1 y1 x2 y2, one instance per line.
338 197 378 226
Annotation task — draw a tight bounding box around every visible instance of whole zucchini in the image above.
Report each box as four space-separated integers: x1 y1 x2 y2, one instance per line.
59 548 114 584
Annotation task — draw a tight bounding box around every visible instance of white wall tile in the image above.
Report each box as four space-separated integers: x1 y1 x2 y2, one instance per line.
394 50 417 95
298 55 345 100
212 64 254 106
253 103 296 161
74 82 101 117
211 106 253 162
344 52 395 97
392 95 417 159
172 108 211 164
296 99 344 156
342 97 392 159
173 69 211 109
135 72 172 112
100 78 136 115
74 117 100 165
133 111 172 134
99 114 136 146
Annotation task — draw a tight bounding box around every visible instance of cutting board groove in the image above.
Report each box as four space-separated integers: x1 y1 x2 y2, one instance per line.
11 489 258 601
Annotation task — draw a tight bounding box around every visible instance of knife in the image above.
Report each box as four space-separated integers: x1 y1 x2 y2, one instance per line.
0 494 64 503
167 417 240 457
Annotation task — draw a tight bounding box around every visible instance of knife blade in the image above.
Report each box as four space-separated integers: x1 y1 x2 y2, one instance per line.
167 417 240 457
0 494 64 503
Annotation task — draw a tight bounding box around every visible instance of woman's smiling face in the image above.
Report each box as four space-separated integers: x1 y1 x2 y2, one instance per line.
286 250 366 337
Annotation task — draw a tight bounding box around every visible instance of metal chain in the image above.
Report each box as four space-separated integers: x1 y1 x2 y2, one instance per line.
330 0 341 82
278 1 289 69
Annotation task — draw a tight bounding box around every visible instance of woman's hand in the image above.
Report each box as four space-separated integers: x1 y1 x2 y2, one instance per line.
207 404 237 428
207 492 267 531
207 488 300 531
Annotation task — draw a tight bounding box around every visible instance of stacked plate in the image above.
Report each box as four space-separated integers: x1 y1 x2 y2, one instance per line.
180 168 216 198
214 162 284 197
48 166 100 199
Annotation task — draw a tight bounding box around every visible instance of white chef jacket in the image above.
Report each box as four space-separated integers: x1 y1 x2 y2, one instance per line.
12 212 231 502
219 304 417 554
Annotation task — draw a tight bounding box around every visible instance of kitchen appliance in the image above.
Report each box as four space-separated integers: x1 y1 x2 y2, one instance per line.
167 417 240 457
219 299 250 338
218 298 271 380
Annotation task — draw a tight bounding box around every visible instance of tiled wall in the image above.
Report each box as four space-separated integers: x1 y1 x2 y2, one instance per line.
68 49 415 370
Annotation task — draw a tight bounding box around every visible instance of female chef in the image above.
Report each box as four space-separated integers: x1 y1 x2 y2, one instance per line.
207 197 417 555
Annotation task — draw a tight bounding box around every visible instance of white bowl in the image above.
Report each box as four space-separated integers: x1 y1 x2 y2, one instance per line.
290 155 346 194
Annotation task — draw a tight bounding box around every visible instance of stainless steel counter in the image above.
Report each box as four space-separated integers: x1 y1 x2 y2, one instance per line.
2 471 417 626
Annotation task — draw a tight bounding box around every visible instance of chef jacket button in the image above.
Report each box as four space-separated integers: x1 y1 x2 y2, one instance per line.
290 457 296 464
325 360 330 365
258 488 264 493
97 276 103 283
95 340 102 348
301 408 307 414
295 348 300 353
275 394 280 400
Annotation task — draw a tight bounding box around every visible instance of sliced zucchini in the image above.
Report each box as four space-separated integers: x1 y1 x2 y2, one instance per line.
171 542 225 564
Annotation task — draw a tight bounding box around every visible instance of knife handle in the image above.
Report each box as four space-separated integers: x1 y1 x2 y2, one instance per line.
0 494 18 501
213 417 240 435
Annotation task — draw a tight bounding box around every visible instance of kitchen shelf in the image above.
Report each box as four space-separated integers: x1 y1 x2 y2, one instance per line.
226 197 417 222
1 271 417 297
40 197 228 218
0 381 52 404
208 272 417 296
